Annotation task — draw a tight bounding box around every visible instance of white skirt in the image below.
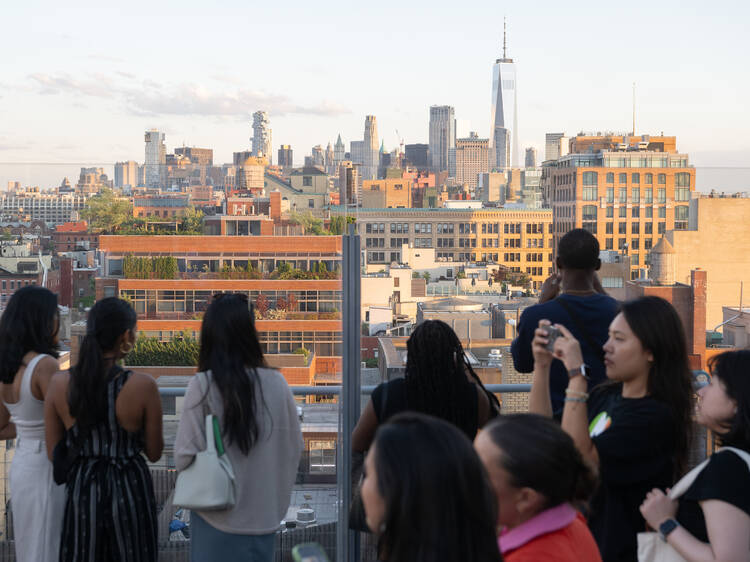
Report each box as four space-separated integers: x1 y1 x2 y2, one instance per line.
9 438 66 562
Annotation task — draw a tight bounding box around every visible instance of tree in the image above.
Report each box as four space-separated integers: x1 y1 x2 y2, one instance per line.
289 211 325 235
422 271 431 283
180 206 204 233
80 187 132 233
255 294 269 318
286 292 298 312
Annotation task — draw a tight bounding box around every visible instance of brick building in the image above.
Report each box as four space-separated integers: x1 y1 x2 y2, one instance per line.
53 221 99 252
542 133 695 278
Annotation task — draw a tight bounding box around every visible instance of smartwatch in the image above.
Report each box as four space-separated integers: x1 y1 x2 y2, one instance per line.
658 518 679 542
567 364 590 381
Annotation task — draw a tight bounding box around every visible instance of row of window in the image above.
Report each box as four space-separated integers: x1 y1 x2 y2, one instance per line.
582 171 690 186
583 187 690 203
583 204 689 221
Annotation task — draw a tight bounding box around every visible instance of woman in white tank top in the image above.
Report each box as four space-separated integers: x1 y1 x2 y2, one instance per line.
0 287 66 562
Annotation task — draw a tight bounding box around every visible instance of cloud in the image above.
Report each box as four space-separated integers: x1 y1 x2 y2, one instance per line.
87 54 126 64
26 72 350 118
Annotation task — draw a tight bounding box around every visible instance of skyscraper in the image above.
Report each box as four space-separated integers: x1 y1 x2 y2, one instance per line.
334 135 345 170
405 144 430 170
252 111 272 164
525 147 538 168
429 105 456 173
489 20 518 170
278 145 293 168
114 161 138 190
311 145 324 168
363 115 379 181
325 142 335 175
338 160 358 209
544 133 568 162
455 133 489 189
144 129 166 188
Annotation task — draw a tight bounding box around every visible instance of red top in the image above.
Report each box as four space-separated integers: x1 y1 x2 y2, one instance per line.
500 507 601 562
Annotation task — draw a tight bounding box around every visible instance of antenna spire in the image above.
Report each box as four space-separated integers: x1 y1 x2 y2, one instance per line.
503 17 507 59
632 82 636 136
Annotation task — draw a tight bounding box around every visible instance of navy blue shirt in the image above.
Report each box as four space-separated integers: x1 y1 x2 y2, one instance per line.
511 293 619 415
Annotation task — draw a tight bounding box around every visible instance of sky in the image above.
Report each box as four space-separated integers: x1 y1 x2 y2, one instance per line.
1 0 749 191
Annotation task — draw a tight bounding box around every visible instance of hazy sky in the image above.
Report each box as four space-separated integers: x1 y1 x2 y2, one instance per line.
1 0 749 190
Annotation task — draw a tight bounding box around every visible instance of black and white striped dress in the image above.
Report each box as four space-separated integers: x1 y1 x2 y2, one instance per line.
60 368 157 562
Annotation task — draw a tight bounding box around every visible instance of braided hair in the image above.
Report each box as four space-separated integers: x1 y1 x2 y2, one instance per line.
404 320 499 438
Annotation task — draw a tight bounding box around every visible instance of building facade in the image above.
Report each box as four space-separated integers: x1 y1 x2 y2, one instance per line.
114 161 139 190
544 133 568 162
144 130 166 188
405 144 429 170
278 145 293 168
0 190 88 225
429 105 456 173
542 134 695 278
251 111 272 164
455 133 489 189
332 207 554 290
362 116 379 181
489 29 518 170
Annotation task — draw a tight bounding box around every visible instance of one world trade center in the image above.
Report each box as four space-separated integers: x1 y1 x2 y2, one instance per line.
489 20 518 170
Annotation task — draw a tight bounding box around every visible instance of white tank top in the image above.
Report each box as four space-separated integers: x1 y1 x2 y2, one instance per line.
4 354 49 442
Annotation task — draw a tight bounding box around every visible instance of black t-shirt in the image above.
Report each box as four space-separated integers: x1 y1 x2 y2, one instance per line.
586 385 676 562
676 449 750 542
511 293 619 416
370 377 480 439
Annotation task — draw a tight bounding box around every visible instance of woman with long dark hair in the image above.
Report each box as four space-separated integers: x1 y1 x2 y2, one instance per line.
0 286 64 562
353 319 499 452
529 296 694 561
361 412 502 562
45 297 163 561
474 414 601 561
174 293 303 562
640 349 750 561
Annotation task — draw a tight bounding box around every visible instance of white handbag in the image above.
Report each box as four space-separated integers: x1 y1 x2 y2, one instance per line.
637 447 750 562
173 372 236 511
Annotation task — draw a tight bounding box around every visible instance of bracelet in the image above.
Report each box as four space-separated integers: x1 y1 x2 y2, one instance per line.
564 396 587 403
565 389 589 399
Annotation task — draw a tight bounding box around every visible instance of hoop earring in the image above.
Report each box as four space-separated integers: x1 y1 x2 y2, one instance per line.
120 342 134 355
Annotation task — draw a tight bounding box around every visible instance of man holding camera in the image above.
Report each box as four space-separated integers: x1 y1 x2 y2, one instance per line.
511 229 619 418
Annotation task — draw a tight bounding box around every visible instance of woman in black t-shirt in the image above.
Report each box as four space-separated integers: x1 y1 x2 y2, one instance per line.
529 296 694 562
640 350 750 561
352 320 499 453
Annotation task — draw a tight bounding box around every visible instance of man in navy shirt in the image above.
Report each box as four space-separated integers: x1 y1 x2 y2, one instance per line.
511 229 619 417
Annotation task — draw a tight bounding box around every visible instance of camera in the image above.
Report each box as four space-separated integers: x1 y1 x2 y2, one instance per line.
545 326 562 352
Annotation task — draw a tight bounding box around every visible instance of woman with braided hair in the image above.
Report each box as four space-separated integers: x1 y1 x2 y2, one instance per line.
353 319 500 452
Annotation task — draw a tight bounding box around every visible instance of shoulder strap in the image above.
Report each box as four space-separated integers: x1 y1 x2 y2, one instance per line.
555 297 605 362
22 353 48 398
718 447 750 471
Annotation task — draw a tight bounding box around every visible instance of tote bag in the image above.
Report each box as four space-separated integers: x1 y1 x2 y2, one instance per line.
173 372 236 511
637 447 750 562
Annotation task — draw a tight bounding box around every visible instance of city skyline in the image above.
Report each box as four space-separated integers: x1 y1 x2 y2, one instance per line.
1 0 749 190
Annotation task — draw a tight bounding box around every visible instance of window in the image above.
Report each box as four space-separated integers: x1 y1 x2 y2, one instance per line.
645 173 653 184
631 255 640 266
645 239 653 250
631 239 640 250
619 206 627 218
618 238 627 250
675 172 690 187
632 188 640 204
658 222 666 235
606 172 614 183
619 173 627 184
619 223 627 234
582 187 597 201
675 205 689 230
646 206 653 218
303 176 313 187
582 205 597 221
675 188 690 201
645 188 653 204
605 238 613 250
645 222 653 234
631 222 640 234
606 187 614 203
308 199 315 208
632 173 640 184
657 188 666 204
606 222 614 234
658 206 666 218
582 171 598 186
658 173 666 184
601 277 623 288
606 206 614 218
619 188 627 203
632 207 640 218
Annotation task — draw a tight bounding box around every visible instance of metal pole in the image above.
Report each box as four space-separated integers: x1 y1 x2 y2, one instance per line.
337 223 361 561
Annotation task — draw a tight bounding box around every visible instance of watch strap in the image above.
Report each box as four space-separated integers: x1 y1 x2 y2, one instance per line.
658 518 679 541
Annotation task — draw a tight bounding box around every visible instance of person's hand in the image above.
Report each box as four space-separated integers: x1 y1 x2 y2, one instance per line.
532 320 554 370
538 273 561 304
640 488 677 530
550 324 584 372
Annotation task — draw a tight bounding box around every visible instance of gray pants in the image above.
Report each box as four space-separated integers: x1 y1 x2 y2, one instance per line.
190 512 275 562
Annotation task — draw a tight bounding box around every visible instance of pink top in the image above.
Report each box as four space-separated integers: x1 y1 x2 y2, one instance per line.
498 503 577 554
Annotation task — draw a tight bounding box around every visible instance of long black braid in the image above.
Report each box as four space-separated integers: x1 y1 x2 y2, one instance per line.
404 320 500 438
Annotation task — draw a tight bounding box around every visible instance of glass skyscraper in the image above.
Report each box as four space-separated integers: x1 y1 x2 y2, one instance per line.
489 24 518 170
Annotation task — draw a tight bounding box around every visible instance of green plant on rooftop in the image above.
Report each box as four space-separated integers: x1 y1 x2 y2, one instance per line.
80 187 132 233
293 347 310 362
125 333 199 366
123 255 178 279
328 215 356 235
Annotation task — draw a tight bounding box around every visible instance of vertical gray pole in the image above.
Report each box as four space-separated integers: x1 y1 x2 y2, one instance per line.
337 223 361 561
